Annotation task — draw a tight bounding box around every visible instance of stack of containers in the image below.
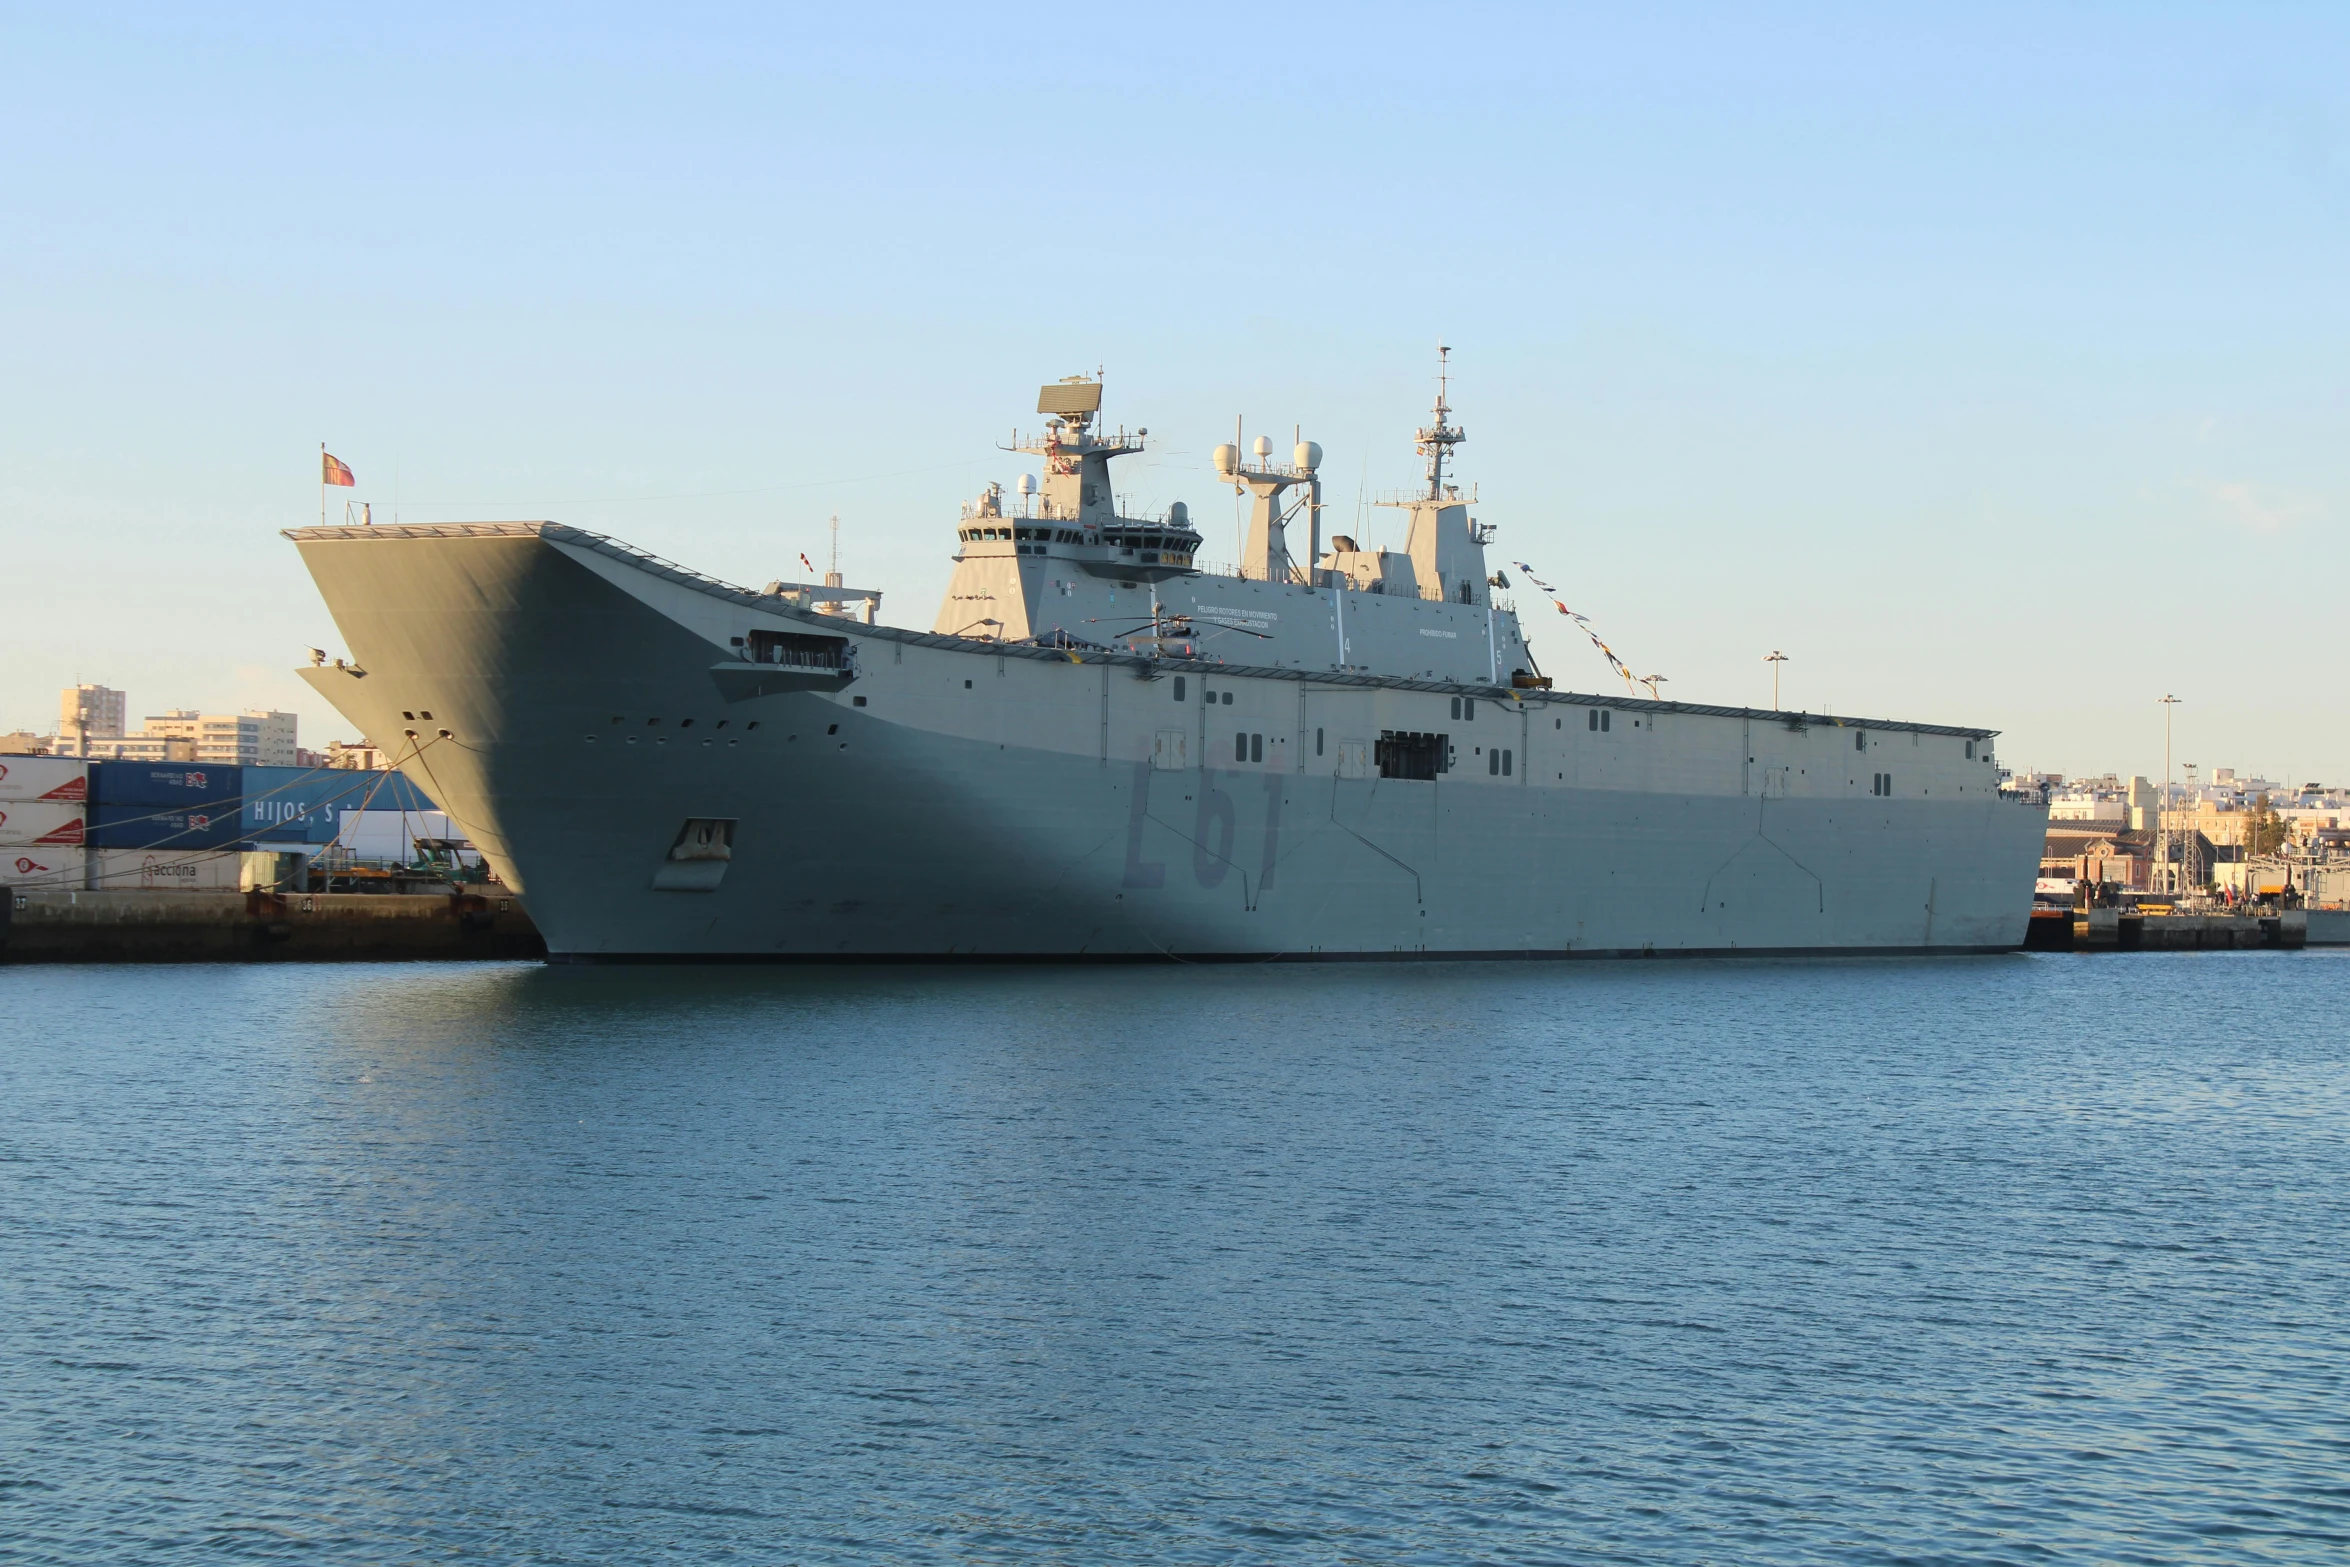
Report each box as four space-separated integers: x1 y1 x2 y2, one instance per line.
0 757 88 888
87 761 247 890
240 765 436 847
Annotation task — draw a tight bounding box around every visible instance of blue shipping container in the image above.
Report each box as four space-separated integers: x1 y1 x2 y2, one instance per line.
240 767 437 845
91 762 245 809
86 801 246 850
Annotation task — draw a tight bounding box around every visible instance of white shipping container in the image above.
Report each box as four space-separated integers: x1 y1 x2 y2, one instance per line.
0 756 88 803
85 847 244 891
0 801 86 847
2 846 83 887
337 808 458 863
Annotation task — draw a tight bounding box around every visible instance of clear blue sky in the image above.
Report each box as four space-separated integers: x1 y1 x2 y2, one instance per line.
4 3 2344 784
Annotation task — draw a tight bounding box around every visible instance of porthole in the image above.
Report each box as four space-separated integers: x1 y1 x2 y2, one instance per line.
402 711 415 721
680 717 695 728
827 723 839 736
746 721 760 731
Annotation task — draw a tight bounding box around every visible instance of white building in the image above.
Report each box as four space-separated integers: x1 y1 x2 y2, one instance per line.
137 710 300 766
58 705 300 766
325 739 392 770
55 684 127 751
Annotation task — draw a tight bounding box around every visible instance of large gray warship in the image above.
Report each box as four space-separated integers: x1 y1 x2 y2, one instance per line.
288 372 2047 959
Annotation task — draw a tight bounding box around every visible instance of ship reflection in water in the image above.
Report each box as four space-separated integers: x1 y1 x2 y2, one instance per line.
5 955 2344 1562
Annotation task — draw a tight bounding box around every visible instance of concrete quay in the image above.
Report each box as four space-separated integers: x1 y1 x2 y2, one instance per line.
1 888 545 963
2025 906 2313 952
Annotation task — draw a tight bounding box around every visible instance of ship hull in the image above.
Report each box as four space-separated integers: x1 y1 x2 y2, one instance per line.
292 525 2047 960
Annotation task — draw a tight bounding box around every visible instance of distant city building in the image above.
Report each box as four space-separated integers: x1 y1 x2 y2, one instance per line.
2045 774 2159 828
45 697 300 766
325 739 392 771
2038 764 2348 901
135 710 300 767
55 684 127 751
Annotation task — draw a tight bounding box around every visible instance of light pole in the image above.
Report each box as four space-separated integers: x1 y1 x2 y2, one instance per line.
2160 694 2182 893
1764 651 1788 710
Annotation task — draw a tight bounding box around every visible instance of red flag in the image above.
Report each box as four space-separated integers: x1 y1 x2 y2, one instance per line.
799 553 815 573
322 452 355 487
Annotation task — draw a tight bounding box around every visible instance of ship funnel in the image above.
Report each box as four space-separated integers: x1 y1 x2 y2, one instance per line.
1294 441 1322 472
1212 443 1238 476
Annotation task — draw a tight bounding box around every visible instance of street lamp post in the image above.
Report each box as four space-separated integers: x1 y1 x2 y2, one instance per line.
2160 694 2182 894
1763 651 1789 710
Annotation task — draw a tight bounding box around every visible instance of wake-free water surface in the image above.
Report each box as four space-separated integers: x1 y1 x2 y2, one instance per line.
3 954 2344 1563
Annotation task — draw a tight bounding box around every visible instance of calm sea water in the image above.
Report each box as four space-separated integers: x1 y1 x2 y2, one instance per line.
3 953 2346 1564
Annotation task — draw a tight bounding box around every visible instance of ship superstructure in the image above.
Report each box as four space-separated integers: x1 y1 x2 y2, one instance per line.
934 370 1532 685
285 369 2047 960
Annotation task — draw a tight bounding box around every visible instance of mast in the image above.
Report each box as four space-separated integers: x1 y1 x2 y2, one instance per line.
1416 344 1466 499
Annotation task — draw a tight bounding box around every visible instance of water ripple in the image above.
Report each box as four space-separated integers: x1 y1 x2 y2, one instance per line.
1 952 2344 1562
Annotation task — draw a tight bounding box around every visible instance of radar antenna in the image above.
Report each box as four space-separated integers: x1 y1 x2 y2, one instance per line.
1416 343 1466 498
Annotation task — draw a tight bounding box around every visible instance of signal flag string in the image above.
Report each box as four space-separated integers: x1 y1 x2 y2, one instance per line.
1513 561 1663 699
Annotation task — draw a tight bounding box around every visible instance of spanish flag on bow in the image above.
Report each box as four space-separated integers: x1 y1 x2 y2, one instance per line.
322 451 355 486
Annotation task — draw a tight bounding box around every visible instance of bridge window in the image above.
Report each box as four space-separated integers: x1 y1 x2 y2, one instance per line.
1173 676 1185 702
747 630 849 671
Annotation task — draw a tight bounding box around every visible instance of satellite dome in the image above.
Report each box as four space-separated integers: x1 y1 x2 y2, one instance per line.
1294 440 1322 472
1211 443 1238 476
1252 435 1272 459
1168 501 1189 527
1017 473 1037 496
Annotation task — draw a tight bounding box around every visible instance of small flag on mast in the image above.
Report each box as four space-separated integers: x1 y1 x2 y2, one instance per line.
799 552 815 573
322 452 355 487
